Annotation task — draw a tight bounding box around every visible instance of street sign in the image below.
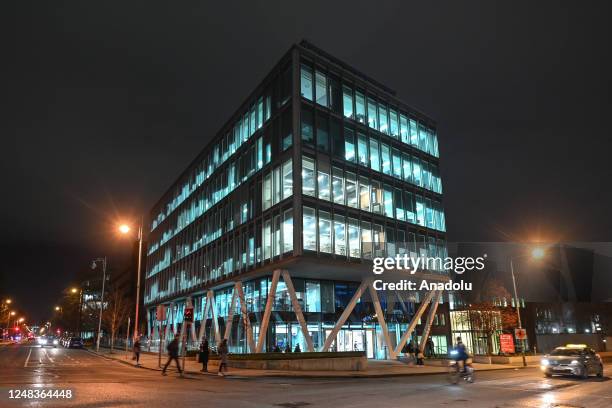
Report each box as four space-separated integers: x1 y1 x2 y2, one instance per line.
514 328 527 340
184 307 194 323
156 305 166 321
500 333 515 353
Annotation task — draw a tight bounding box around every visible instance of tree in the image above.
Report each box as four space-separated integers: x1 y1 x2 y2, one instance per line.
102 287 131 353
466 279 518 355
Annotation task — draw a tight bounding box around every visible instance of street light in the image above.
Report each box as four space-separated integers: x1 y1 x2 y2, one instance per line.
55 306 61 311
510 246 546 367
119 221 144 343
91 258 107 353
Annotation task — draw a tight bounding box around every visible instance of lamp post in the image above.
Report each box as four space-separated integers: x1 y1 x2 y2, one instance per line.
509 247 545 367
92 257 107 352
71 287 84 336
119 221 144 343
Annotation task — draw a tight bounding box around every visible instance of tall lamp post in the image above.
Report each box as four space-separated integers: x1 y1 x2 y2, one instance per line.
71 287 84 336
509 247 545 367
92 257 107 352
119 221 144 343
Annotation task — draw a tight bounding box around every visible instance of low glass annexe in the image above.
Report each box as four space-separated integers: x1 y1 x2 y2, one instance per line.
147 276 450 359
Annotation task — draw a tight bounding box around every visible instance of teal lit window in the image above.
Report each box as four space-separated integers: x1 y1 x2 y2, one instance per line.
357 132 368 166
367 97 378 130
400 114 409 144
305 281 321 312
381 143 391 175
344 127 355 162
300 65 313 101
402 153 412 183
409 119 419 146
412 157 422 187
378 105 389 134
405 192 415 224
389 109 399 138
394 189 405 221
415 195 425 226
257 97 263 129
315 71 328 107
383 185 393 218
369 138 380 172
361 221 372 259
343 85 354 119
355 91 366 124
392 148 402 179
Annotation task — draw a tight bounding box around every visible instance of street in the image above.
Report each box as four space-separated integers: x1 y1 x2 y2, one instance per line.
1 343 611 407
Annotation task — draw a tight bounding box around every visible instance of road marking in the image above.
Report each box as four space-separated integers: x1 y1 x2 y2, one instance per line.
43 348 55 363
23 348 32 368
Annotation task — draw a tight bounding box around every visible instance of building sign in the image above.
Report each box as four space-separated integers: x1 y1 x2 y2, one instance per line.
500 333 515 353
514 328 527 340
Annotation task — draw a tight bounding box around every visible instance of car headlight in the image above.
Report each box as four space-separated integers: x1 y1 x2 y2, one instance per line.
53 340 59 345
541 359 549 366
571 360 580 365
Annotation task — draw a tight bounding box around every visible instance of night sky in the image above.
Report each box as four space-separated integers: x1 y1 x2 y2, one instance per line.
3 1 611 322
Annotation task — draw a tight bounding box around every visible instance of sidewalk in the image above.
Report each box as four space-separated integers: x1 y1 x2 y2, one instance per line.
88 348 523 378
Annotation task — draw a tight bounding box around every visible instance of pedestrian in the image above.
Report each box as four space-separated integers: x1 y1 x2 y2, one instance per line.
133 337 142 366
199 339 209 372
426 337 436 358
294 344 301 353
217 339 229 377
407 340 416 362
161 337 182 376
284 343 292 353
273 345 281 353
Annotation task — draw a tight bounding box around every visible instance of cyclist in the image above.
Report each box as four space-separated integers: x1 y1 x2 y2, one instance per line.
451 337 469 373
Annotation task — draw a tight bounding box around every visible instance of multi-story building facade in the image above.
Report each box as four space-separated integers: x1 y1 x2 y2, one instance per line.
144 41 450 359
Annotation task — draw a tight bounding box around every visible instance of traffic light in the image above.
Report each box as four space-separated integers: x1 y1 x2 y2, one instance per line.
183 307 194 323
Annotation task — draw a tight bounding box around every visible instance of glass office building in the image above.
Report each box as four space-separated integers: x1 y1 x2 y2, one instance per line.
144 41 450 358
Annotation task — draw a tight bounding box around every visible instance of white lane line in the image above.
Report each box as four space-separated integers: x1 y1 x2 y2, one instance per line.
43 348 55 363
23 348 32 368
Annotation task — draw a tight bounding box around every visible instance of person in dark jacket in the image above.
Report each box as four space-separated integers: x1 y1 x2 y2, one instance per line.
133 338 142 366
162 338 182 376
284 343 292 353
217 339 229 377
294 344 301 353
199 340 209 372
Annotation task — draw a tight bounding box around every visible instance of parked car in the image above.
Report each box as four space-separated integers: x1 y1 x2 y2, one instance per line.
541 344 604 379
66 337 84 348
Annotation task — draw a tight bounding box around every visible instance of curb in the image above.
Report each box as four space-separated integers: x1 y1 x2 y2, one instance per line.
85 349 530 379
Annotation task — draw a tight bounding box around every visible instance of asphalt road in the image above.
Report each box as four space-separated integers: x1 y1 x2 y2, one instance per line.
1 342 611 408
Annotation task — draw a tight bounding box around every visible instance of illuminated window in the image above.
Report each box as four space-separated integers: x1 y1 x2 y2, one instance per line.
319 211 332 253
302 156 315 196
300 65 313 101
343 85 354 119
315 71 328 107
303 207 317 251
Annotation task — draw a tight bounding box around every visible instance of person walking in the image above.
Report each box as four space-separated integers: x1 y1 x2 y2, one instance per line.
426 337 436 358
161 338 182 376
133 337 142 366
407 340 416 363
217 339 228 377
199 339 209 372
